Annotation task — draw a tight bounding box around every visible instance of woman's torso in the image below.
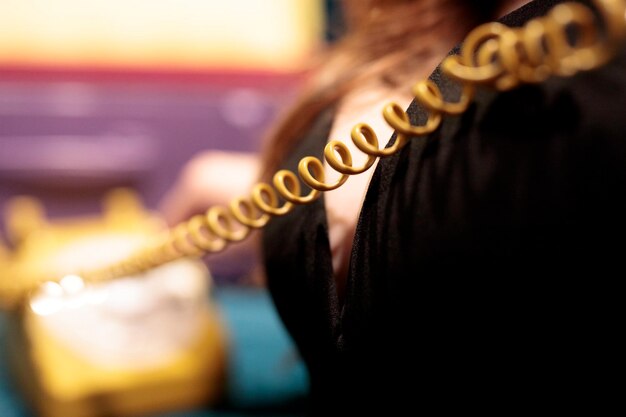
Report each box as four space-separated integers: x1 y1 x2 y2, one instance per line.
262 0 626 412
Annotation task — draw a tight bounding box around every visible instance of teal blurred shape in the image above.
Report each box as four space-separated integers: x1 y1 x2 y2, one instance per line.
0 287 308 417
214 287 309 410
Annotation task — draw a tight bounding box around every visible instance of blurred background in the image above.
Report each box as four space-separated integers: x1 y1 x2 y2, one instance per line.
0 1 344 416
0 0 336 234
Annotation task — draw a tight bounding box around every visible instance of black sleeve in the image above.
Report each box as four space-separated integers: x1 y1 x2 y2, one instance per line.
345 44 626 410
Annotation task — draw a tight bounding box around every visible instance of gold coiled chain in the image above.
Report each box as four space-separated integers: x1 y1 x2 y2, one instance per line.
2 0 626 305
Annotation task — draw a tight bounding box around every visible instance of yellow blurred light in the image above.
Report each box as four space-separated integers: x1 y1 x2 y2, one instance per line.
30 282 64 316
59 274 85 295
0 0 323 71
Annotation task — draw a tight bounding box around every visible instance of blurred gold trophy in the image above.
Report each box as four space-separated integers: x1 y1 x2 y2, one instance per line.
0 189 227 417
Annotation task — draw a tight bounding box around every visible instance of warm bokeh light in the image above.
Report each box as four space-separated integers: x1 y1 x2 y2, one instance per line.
0 0 323 71
59 274 84 294
30 281 64 316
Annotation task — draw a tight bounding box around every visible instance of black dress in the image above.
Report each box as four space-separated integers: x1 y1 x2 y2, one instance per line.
263 0 625 413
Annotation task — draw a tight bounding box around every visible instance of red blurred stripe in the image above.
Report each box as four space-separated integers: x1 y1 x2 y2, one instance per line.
0 64 307 87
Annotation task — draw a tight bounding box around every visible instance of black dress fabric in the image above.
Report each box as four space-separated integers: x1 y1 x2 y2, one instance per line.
263 0 625 413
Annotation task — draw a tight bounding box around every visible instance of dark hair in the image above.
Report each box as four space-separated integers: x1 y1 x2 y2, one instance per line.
261 0 508 178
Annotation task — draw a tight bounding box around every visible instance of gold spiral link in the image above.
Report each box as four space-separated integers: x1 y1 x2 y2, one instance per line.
187 214 227 252
298 157 346 193
1 1 622 308
383 102 442 138
251 182 292 215
603 0 626 40
443 23 509 84
324 139 375 175
517 22 552 82
172 223 204 257
546 4 598 74
349 123 388 157
273 167 322 201
207 206 250 242
229 197 269 229
138 245 164 270
411 79 475 115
